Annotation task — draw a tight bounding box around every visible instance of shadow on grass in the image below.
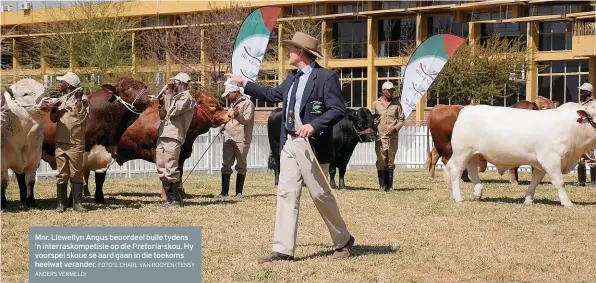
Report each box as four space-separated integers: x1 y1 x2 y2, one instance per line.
2 195 239 213
111 192 160 198
340 187 428 192
481 197 596 206
296 245 399 261
243 193 276 198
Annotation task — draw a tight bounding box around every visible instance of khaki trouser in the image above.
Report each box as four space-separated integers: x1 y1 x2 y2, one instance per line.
221 140 250 175
156 137 182 183
375 137 398 170
272 134 351 256
55 142 85 184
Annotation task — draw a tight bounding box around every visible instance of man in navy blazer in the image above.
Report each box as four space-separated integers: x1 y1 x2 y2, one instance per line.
226 31 355 263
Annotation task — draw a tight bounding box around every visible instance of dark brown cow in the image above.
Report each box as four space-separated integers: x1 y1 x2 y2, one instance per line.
426 96 558 185
85 91 229 203
15 77 152 206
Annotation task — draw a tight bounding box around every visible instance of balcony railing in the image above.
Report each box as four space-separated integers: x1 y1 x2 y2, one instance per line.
572 22 595 57
574 21 596 36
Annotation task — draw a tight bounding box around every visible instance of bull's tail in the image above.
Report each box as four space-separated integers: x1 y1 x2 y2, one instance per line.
267 150 274 170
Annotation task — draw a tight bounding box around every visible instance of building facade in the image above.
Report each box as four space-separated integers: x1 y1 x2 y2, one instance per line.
1 0 595 122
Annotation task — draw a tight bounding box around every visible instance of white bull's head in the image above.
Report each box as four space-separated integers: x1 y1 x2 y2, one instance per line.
5 78 58 116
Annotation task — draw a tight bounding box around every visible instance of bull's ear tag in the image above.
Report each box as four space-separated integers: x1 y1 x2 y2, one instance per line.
577 110 588 124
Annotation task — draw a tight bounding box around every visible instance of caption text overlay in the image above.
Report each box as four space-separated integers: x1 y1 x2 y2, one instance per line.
29 227 202 283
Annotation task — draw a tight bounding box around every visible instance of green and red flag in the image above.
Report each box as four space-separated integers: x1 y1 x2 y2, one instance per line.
231 7 281 83
400 34 465 118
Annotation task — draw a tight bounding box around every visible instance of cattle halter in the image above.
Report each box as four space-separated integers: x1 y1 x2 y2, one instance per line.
578 111 596 129
352 125 375 143
113 94 143 115
198 107 217 127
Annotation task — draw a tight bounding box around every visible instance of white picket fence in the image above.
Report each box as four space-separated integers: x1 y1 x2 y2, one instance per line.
24 124 533 180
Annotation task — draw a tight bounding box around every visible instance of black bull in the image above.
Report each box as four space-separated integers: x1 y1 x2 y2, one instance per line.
267 107 377 190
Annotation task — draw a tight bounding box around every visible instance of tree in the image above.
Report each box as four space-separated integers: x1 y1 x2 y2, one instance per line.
420 35 531 105
137 2 251 97
33 1 140 89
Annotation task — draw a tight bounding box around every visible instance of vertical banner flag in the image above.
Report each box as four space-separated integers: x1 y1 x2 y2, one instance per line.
231 7 281 84
400 34 465 118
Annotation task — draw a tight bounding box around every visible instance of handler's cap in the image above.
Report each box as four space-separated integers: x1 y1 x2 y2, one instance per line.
56 72 80 87
580 82 593 93
221 79 243 97
169 72 192 84
382 81 395 91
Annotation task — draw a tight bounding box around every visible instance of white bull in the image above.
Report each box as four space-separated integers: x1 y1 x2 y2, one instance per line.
444 101 596 207
1 79 58 210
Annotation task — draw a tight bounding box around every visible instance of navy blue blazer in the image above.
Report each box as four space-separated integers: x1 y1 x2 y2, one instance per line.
244 63 345 164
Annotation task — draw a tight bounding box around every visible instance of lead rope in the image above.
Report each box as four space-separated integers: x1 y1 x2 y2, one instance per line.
114 95 142 115
181 130 223 185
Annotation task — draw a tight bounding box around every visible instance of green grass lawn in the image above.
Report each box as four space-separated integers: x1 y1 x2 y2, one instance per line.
2 169 596 283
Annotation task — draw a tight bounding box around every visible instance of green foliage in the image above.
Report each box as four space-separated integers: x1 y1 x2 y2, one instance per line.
35 1 140 85
409 35 531 105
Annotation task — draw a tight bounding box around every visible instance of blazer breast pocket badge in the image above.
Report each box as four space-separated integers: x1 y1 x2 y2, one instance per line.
309 101 324 115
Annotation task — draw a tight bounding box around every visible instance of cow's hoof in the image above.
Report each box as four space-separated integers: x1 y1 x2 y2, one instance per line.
25 198 37 208
473 195 482 201
94 198 107 205
510 181 519 186
523 200 533 205
562 202 574 208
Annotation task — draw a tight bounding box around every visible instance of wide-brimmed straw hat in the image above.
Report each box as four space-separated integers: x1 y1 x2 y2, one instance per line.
283 31 324 59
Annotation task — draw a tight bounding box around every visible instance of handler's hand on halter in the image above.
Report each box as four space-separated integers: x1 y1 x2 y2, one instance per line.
297 124 315 138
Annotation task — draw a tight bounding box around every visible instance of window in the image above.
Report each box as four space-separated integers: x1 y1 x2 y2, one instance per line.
332 21 367 59
287 4 324 17
530 4 581 16
1 39 13 70
471 10 511 21
431 0 463 5
428 15 469 38
492 85 526 107
15 38 41 69
333 3 367 13
254 72 280 109
480 23 527 46
537 60 589 105
142 17 166 27
337 68 367 108
378 18 416 57
377 66 401 99
381 1 418 9
538 22 573 51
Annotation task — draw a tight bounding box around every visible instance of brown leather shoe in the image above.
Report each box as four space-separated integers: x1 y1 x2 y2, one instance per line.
257 252 294 264
332 235 355 259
